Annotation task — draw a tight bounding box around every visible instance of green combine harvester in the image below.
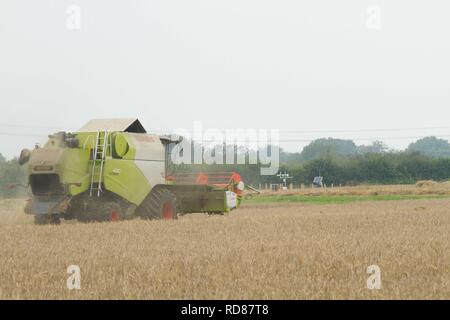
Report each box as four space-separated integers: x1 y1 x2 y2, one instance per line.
19 118 245 225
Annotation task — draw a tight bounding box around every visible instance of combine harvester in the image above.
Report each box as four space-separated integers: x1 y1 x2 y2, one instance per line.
18 118 245 225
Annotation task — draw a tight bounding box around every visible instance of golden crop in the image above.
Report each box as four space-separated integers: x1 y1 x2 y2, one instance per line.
0 196 448 299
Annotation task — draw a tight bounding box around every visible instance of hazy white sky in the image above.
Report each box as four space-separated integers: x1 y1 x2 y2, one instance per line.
1 0 449 158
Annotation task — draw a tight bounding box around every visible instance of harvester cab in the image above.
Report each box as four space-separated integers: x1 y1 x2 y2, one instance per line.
19 118 244 225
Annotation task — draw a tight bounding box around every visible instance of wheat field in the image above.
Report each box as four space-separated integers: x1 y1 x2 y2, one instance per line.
0 195 448 300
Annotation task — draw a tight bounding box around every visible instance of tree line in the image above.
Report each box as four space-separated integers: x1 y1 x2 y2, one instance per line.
172 136 450 186
171 151 450 187
1 136 450 198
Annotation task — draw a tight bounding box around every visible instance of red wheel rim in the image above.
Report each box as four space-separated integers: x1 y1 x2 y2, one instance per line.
111 210 120 221
162 202 174 220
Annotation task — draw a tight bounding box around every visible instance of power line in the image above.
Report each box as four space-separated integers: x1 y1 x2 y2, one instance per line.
1 131 450 142
0 124 78 131
0 132 48 138
186 135 450 143
1 124 450 134
280 126 450 134
276 135 450 143
142 126 450 135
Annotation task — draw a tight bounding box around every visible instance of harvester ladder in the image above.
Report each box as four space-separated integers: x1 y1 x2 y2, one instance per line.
89 130 110 197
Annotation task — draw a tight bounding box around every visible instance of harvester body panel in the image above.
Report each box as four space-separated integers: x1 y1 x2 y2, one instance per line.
22 118 243 223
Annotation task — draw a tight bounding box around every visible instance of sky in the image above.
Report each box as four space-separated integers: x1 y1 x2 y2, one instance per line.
0 0 449 159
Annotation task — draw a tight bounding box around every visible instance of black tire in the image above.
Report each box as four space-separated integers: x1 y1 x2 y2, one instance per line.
34 214 61 225
138 188 178 220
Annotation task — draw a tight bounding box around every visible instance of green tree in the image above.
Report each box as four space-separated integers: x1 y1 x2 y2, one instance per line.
302 155 347 185
300 138 357 161
354 154 401 184
407 136 450 158
357 141 388 154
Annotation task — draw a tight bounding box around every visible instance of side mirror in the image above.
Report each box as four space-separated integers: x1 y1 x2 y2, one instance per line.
18 149 31 165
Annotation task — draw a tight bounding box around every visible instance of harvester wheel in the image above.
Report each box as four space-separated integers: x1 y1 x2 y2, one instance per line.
34 214 61 225
139 188 178 220
107 203 136 221
104 202 123 222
